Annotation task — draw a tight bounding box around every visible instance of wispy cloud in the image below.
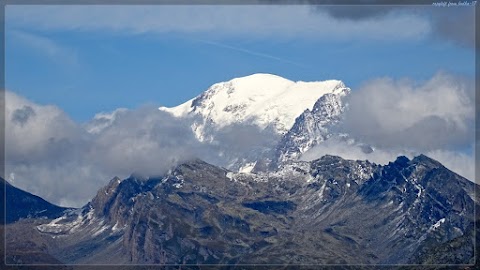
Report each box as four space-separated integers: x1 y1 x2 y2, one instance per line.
9 29 79 66
6 5 431 42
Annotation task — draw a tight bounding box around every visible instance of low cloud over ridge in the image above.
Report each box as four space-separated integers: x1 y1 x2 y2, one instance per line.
4 72 475 207
4 93 280 207
302 72 475 181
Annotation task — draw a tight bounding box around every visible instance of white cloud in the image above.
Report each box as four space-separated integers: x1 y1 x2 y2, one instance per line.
4 93 199 207
426 149 475 183
8 162 108 209
6 5 430 41
301 138 475 182
4 92 100 207
84 108 128 134
86 106 202 178
4 92 279 207
5 91 87 164
300 137 412 165
301 72 475 182
340 72 474 151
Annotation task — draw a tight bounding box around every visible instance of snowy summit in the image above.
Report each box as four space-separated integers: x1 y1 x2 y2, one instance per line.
159 73 349 141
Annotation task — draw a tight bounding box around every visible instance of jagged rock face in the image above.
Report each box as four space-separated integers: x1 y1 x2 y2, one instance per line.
33 155 478 265
274 88 350 165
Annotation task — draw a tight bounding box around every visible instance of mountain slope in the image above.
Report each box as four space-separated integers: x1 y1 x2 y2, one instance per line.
1 177 70 224
32 155 478 265
1 178 72 265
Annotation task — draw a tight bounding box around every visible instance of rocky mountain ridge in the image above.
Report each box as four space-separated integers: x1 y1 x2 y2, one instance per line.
13 154 476 265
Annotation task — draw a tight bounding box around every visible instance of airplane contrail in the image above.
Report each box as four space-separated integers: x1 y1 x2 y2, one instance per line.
194 39 308 68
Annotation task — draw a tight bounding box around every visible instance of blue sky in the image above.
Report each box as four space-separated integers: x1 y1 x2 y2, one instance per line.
6 5 475 122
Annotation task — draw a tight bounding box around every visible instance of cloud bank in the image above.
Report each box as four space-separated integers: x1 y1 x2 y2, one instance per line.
4 72 475 207
7 4 475 48
4 92 279 207
340 72 474 151
6 5 430 42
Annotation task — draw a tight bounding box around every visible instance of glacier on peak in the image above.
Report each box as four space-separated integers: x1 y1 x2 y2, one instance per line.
158 73 350 141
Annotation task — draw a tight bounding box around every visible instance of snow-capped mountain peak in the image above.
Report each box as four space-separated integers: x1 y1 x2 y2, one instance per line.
159 73 349 140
